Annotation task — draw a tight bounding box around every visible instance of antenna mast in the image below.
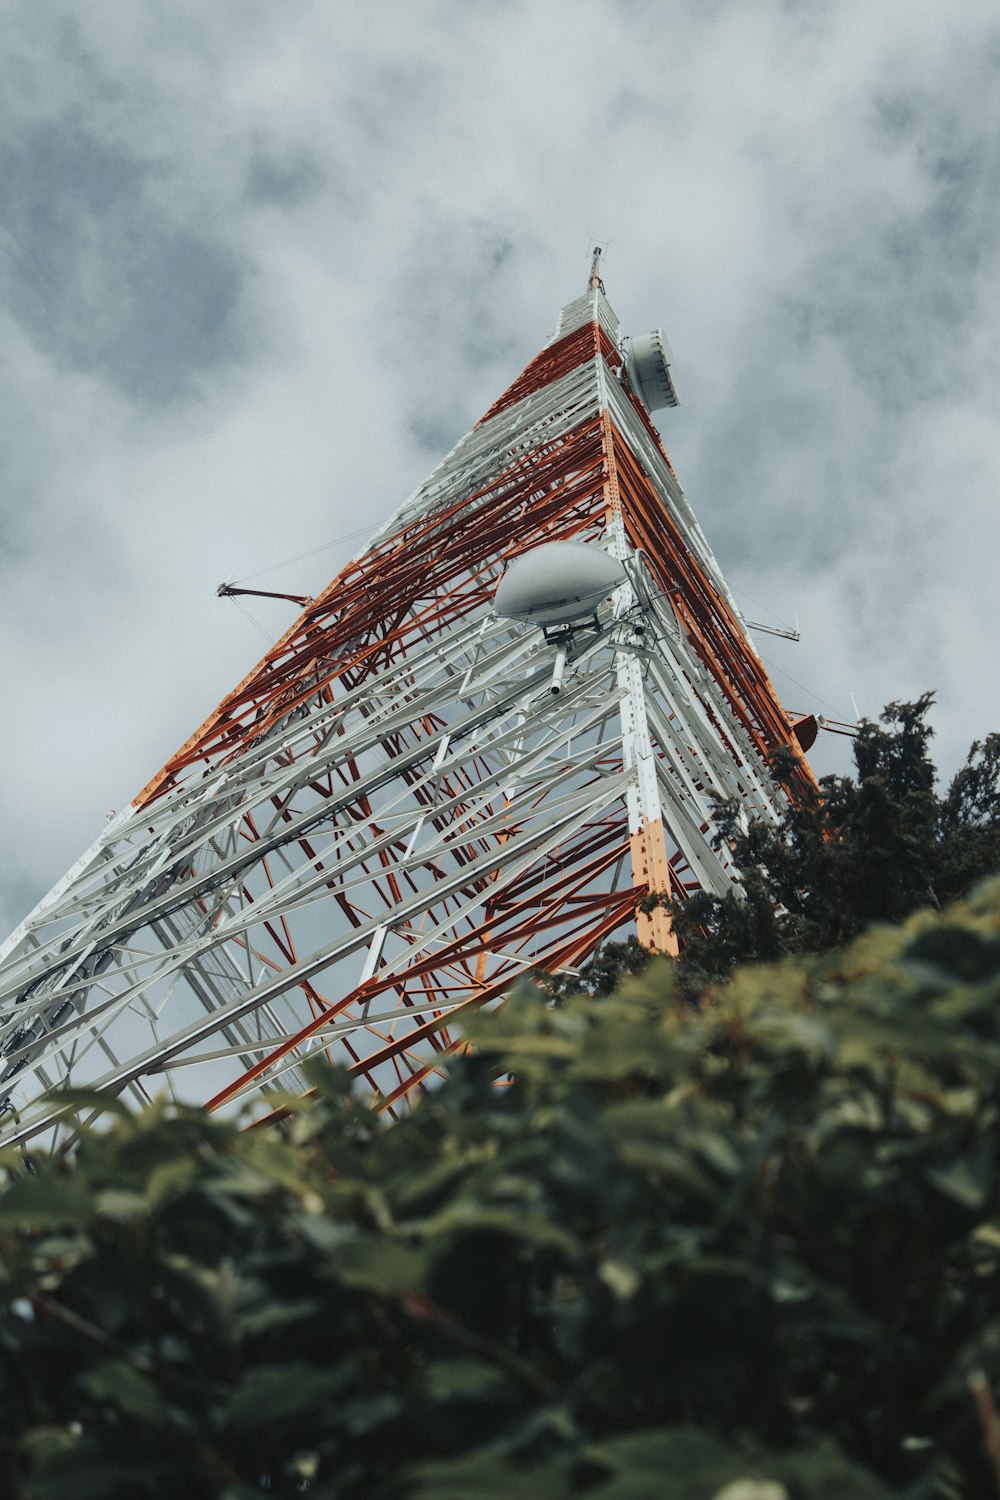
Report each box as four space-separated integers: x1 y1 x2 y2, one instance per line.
0 270 819 1150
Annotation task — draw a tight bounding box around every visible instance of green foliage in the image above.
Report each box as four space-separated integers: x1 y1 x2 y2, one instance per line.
671 696 1000 995
538 937 653 1002
3 882 1000 1496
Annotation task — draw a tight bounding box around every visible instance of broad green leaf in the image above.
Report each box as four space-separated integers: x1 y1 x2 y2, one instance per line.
242 1132 323 1201
22 1425 186 1500
78 1359 169 1428
390 1156 471 1213
0 1173 93 1229
18 1444 138 1500
584 1427 752 1498
751 1012 835 1060
575 1028 672 1080
599 1259 641 1300
417 1357 508 1400
334 1236 426 1295
409 1447 572 1499
613 1141 720 1200
94 1188 148 1222
766 1438 899 1499
337 1391 402 1434
711 1485 787 1500
467 1033 579 1061
414 1200 580 1256
926 1155 990 1210
971 1222 1000 1252
41 1086 131 1120
227 1362 351 1429
145 1155 198 1208
232 1295 324 1338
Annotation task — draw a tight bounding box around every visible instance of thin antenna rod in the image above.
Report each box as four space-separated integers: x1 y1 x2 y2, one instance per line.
217 582 312 608
589 244 604 292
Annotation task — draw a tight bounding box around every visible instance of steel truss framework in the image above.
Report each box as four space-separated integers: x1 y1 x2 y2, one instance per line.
0 286 814 1149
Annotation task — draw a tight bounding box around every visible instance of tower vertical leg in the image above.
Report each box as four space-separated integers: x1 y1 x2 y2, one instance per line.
620 648 678 956
0 281 815 1147
601 408 678 956
629 820 678 954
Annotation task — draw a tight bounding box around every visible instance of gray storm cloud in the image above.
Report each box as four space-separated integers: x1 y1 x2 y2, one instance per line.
0 121 246 402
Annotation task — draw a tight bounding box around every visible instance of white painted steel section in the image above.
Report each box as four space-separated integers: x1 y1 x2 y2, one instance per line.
550 289 621 348
0 284 797 1148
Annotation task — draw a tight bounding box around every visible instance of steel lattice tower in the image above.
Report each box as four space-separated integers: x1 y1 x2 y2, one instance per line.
0 263 815 1149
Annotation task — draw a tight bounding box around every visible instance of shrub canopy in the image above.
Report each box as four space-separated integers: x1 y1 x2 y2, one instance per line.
670 697 1000 997
3 880 1000 1498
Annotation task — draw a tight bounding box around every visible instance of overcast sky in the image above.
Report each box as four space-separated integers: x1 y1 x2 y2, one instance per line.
2 0 999 934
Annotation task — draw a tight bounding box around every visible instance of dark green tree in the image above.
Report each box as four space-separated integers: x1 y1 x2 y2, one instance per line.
3 883 1000 1497
671 695 1000 995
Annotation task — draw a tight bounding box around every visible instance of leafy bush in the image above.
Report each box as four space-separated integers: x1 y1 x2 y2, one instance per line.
3 881 1000 1497
671 697 1000 995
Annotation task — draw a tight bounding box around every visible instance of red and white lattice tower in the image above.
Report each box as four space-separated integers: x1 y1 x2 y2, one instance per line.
0 259 815 1148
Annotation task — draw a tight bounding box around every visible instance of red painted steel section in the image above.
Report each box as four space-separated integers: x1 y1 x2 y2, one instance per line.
136 417 612 807
123 292 816 1117
477 321 622 424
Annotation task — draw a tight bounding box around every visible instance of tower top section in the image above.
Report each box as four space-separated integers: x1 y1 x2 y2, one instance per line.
544 267 679 414
0 262 815 1151
547 284 621 349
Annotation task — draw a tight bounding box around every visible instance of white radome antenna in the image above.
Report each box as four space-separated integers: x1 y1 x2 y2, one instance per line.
494 540 627 694
494 540 626 628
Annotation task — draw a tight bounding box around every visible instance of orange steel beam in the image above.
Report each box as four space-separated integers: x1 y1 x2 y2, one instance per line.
138 307 807 811
598 406 678 954
119 292 818 1129
202 819 636 1114
136 418 614 804
609 427 817 794
361 888 640 1107
477 321 621 424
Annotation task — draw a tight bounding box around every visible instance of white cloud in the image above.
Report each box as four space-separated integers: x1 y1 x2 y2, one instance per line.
1 0 999 928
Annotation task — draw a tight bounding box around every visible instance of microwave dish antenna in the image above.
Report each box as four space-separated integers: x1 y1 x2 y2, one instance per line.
625 329 680 412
